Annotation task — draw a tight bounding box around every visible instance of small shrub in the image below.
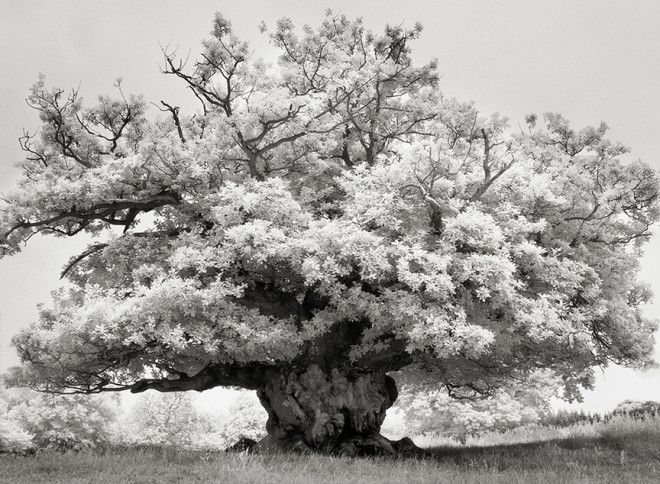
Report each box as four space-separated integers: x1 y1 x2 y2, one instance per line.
8 393 118 451
218 391 267 445
0 399 34 454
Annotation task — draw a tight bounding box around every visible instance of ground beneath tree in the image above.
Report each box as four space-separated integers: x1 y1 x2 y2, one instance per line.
2 430 659 484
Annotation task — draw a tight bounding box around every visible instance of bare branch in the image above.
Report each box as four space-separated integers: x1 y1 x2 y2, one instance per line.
157 100 186 144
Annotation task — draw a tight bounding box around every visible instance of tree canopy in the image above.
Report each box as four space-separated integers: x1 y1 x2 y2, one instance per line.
1 12 658 454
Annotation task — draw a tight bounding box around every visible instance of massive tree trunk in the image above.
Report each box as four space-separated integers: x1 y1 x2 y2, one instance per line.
247 364 421 456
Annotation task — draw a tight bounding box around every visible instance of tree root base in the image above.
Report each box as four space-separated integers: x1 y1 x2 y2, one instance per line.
226 432 426 458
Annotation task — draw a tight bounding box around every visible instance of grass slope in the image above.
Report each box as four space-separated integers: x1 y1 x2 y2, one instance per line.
1 417 659 483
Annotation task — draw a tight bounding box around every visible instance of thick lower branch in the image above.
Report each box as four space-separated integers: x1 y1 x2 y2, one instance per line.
129 363 270 393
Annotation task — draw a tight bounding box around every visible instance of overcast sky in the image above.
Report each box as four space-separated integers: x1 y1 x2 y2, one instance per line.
0 0 659 412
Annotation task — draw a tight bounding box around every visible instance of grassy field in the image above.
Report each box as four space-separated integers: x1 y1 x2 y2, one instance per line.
1 417 659 483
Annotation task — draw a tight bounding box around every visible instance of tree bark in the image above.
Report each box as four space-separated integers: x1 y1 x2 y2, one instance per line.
243 364 422 457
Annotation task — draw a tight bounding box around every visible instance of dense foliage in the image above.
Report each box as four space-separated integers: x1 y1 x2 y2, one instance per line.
1 11 657 451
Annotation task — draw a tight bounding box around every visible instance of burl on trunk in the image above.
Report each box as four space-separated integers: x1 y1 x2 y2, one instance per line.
247 365 421 456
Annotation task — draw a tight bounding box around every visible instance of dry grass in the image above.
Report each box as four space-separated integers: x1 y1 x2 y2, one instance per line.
1 416 659 483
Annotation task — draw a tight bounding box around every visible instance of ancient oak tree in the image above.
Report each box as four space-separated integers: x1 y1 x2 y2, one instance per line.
1 13 658 455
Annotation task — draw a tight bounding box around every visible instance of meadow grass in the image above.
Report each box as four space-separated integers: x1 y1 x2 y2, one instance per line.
1 416 659 483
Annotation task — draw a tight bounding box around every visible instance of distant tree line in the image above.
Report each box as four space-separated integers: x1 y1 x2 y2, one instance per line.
518 400 660 429
2 374 659 454
0 383 266 454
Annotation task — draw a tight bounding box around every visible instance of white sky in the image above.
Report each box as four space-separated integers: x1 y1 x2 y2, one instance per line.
0 0 659 413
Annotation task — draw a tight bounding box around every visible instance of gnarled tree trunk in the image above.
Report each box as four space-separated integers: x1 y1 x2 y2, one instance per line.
246 365 421 456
